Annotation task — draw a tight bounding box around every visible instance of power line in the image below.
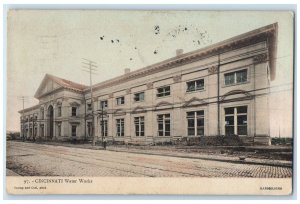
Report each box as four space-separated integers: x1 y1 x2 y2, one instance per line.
81 58 98 146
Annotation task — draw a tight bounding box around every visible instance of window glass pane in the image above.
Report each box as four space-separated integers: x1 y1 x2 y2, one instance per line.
225 107 234 115
188 128 195 136
237 106 247 114
237 115 247 125
165 86 170 92
188 119 194 128
187 81 195 92
197 110 204 116
158 131 164 136
197 127 204 136
196 79 204 90
238 126 247 135
197 118 204 126
236 69 247 83
187 112 194 118
225 126 234 135
165 123 170 131
224 73 235 85
158 123 163 130
225 116 234 126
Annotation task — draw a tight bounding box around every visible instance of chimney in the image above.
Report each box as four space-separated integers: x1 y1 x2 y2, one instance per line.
176 49 184 56
124 68 130 75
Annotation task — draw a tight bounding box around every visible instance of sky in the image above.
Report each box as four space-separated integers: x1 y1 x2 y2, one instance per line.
6 10 294 137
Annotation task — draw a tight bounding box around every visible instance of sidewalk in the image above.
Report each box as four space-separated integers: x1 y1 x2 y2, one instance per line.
107 146 292 168
14 140 292 168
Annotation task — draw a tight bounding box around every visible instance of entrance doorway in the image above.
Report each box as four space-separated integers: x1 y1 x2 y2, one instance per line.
48 105 54 139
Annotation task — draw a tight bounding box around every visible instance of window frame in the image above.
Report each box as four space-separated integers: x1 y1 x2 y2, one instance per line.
134 92 145 102
134 116 145 136
186 78 205 93
116 118 125 137
224 68 248 86
87 122 92 137
71 125 77 137
116 96 125 106
224 106 248 136
157 114 171 136
157 86 171 98
71 107 77 116
186 110 205 136
100 100 108 109
100 120 108 137
57 106 62 117
87 103 92 111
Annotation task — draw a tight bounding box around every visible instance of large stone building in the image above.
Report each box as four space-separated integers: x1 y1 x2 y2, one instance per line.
19 23 278 145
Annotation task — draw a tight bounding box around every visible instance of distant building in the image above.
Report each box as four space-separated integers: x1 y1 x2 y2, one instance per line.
19 23 278 145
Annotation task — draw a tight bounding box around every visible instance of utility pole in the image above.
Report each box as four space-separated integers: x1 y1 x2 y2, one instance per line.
17 96 30 141
82 58 98 146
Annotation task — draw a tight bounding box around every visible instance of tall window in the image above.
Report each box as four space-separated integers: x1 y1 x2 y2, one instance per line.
134 92 145 102
116 97 125 105
134 116 145 136
116 118 125 136
187 111 204 136
100 100 108 108
157 86 171 97
87 103 92 111
225 106 247 136
71 107 77 116
224 69 248 85
87 122 92 137
100 120 108 136
40 125 44 137
57 106 62 117
57 124 61 137
41 109 44 119
186 79 204 92
157 114 171 136
34 127 37 137
71 125 77 137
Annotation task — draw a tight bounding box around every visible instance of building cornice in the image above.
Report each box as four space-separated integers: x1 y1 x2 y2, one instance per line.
18 104 40 114
86 23 277 93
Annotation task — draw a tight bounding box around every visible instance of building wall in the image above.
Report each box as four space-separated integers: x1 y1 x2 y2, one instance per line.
20 38 272 145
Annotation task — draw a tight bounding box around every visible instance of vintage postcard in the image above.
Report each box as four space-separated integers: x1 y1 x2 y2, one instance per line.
6 10 294 195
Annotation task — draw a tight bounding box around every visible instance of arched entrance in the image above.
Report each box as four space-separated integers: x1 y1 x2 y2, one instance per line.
48 105 54 139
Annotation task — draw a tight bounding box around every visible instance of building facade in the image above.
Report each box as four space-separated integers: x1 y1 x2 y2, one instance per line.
19 23 278 145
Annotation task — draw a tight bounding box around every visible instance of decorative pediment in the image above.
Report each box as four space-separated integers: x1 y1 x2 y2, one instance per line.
220 90 253 102
183 97 207 107
132 106 146 114
69 101 80 107
154 101 173 111
34 74 88 99
34 74 63 99
85 113 93 118
114 109 126 116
